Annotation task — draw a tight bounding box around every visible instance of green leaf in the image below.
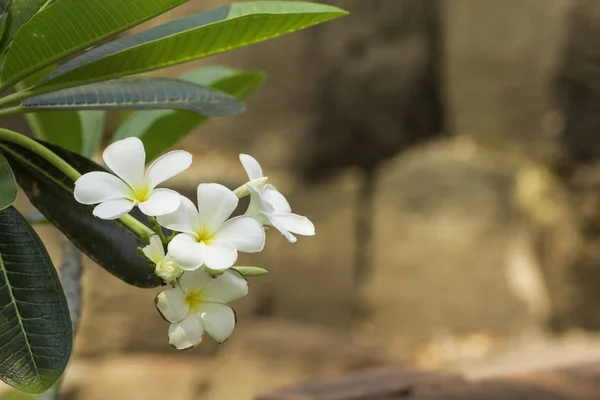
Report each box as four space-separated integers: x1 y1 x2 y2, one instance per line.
232 266 268 277
0 0 49 52
0 153 16 209
1 0 192 87
23 111 82 154
1 142 161 288
79 111 104 158
33 1 348 92
0 0 13 45
113 66 265 161
0 206 72 394
22 77 245 116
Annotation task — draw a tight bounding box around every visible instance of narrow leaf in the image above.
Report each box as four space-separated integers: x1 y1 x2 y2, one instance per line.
22 77 245 116
232 266 268 277
23 111 82 154
34 1 348 92
2 0 192 87
79 111 104 158
113 66 265 161
1 142 161 288
0 206 72 394
0 153 16 209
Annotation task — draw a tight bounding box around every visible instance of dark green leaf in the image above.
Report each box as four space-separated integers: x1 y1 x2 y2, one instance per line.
0 206 72 394
0 153 16 210
1 142 161 288
2 0 191 87
113 66 265 161
79 111 104 158
0 0 12 45
0 0 49 52
34 2 348 92
22 77 245 116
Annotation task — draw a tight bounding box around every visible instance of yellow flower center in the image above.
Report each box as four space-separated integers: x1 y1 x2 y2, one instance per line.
185 290 204 311
195 227 215 244
133 185 150 202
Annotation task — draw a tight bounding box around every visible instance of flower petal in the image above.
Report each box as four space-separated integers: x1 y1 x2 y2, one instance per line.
157 196 200 234
179 268 211 293
142 235 165 264
74 171 134 204
138 188 181 216
262 185 292 214
196 183 238 232
168 233 206 271
202 269 248 303
265 215 297 243
92 199 135 220
271 213 315 236
145 150 192 190
204 242 237 271
213 216 265 253
245 184 274 217
197 303 236 343
168 315 204 350
156 288 189 323
103 137 146 189
239 154 263 180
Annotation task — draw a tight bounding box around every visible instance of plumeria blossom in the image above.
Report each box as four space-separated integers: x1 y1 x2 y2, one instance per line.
142 235 182 282
157 183 265 271
156 268 248 349
74 137 192 220
239 154 315 243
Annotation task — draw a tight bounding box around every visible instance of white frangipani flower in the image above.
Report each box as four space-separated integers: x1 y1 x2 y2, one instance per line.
142 235 182 282
155 268 248 349
157 183 265 271
74 137 192 220
239 154 315 243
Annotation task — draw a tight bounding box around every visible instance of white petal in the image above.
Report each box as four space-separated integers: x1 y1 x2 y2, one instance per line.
204 242 237 271
266 215 297 243
179 268 211 293
138 188 181 216
168 315 204 350
142 235 165 264
156 196 200 234
196 183 238 232
202 269 248 303
103 137 146 189
239 154 263 180
92 199 135 220
145 150 192 190
262 185 291 214
197 303 236 343
271 213 315 236
156 288 189 323
168 233 206 271
245 185 274 216
74 171 134 204
213 216 265 253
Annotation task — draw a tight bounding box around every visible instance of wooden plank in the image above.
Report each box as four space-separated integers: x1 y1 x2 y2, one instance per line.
256 362 600 400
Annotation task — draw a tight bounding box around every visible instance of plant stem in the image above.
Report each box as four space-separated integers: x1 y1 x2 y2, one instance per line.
0 128 154 238
0 89 31 107
37 239 83 400
148 216 168 245
0 106 24 118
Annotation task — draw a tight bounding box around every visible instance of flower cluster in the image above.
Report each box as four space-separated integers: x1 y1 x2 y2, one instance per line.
74 137 314 349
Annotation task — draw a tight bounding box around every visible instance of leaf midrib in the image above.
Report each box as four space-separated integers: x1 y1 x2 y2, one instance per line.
0 254 42 388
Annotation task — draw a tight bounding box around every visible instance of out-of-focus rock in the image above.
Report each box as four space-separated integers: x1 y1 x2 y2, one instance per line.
358 139 552 354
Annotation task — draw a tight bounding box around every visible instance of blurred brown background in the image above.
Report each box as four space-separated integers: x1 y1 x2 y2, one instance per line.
9 0 600 398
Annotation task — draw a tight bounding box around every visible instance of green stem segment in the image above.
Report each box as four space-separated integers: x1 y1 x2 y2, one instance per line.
0 128 153 238
148 216 168 245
